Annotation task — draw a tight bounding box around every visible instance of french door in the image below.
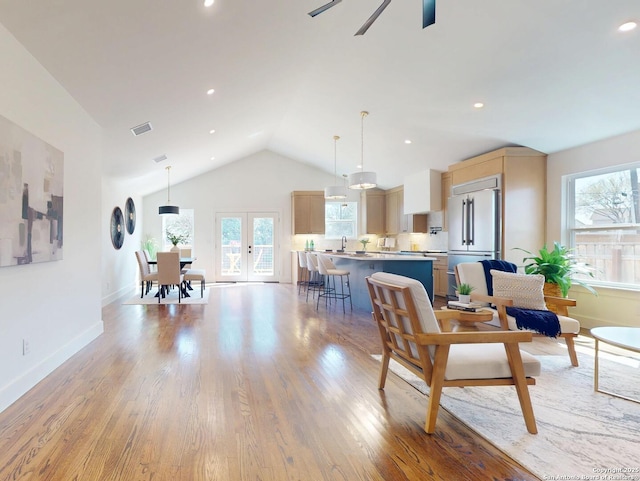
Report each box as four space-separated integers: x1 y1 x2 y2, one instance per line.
215 212 279 282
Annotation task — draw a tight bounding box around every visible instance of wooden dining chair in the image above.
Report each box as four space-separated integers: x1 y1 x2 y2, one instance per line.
156 252 184 303
366 272 540 434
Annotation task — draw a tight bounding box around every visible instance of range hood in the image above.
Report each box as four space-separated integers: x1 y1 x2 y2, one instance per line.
404 169 442 214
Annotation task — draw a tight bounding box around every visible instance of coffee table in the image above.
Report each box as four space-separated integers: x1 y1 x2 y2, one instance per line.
591 326 640 403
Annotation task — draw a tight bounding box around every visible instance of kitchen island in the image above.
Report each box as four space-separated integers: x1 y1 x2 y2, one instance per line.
324 252 435 311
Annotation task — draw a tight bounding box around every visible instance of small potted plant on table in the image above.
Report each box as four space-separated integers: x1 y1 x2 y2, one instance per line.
456 283 475 304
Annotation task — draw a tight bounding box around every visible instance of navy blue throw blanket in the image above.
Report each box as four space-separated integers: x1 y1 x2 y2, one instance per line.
506 307 561 338
480 259 518 295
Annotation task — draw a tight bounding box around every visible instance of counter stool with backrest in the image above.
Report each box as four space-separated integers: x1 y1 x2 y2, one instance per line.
316 254 352 313
156 252 185 303
297 251 309 295
305 252 323 302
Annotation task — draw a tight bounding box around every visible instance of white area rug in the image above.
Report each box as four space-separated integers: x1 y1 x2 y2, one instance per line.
372 353 640 480
123 286 210 305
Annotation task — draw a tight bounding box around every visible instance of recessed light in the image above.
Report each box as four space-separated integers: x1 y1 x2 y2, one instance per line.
210 156 216 160
404 139 412 144
474 102 485 109
356 164 363 169
619 21 637 32
204 0 214 6
207 88 215 95
209 129 216 134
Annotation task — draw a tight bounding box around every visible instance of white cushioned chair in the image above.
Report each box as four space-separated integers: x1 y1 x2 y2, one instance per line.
366 272 540 434
455 262 581 366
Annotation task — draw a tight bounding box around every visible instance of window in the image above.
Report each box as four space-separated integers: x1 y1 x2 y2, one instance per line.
161 209 194 252
325 202 357 239
566 163 640 288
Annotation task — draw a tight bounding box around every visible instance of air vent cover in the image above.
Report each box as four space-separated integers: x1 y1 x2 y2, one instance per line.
131 122 152 136
153 154 168 163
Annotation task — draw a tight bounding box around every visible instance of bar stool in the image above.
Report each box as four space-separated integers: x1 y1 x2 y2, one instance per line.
316 254 352 313
305 252 323 302
297 251 309 295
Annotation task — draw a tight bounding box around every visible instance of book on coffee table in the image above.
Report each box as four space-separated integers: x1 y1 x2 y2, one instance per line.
447 300 483 312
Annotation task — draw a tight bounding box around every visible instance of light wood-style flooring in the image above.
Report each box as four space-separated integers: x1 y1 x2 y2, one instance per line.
1 283 590 480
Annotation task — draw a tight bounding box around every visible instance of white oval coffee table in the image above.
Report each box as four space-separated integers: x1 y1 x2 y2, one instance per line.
591 326 640 403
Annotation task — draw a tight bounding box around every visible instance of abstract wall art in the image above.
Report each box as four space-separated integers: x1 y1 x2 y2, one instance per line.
0 113 64 267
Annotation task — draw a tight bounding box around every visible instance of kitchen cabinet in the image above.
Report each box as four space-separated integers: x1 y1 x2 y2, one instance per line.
441 172 452 232
386 186 428 234
404 169 442 214
432 255 449 298
292 191 325 234
447 147 547 265
365 189 386 235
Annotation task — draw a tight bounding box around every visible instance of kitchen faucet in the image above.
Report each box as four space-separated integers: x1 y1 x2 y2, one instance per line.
341 236 347 251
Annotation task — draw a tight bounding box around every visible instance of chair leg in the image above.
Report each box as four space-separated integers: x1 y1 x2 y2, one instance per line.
504 343 538 434
141 281 145 298
424 346 450 434
563 333 579 367
201 279 205 298
378 351 390 389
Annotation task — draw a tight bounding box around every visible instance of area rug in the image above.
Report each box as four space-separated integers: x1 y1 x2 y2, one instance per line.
123 287 210 305
372 353 640 480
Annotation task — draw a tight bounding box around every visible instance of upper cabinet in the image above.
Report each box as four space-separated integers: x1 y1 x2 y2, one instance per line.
386 186 427 234
292 191 325 234
441 172 452 232
404 169 442 214
364 189 386 235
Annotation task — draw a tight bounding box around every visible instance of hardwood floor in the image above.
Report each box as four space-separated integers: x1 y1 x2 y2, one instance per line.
0 285 547 480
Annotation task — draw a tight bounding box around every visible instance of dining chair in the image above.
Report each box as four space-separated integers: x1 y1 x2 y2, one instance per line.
135 250 158 298
156 252 185 303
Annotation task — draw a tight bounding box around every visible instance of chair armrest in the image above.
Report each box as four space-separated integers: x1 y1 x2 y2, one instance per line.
470 292 513 308
544 295 577 307
417 330 533 346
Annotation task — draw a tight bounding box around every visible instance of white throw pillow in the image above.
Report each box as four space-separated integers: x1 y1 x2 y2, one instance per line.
490 269 547 310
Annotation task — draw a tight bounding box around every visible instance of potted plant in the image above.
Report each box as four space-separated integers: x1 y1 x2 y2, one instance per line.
515 242 597 298
359 238 371 252
456 283 475 304
167 232 187 252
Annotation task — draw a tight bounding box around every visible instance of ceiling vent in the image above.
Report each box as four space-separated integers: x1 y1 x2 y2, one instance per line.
131 121 153 136
153 154 168 163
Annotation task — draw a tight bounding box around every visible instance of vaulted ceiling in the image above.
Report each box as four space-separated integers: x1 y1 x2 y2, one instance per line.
0 0 638 195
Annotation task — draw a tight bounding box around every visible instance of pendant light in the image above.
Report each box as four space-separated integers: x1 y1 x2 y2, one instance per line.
348 111 377 189
324 135 348 199
158 165 180 215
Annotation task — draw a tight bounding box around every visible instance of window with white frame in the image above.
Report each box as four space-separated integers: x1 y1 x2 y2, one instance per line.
566 163 640 288
161 209 194 252
325 202 357 239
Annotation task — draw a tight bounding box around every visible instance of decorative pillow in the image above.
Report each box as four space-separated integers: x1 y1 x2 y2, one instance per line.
490 269 547 310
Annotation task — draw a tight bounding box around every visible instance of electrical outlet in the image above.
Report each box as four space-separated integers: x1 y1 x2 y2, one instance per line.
22 339 31 356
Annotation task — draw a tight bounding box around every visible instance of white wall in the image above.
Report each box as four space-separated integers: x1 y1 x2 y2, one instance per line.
140 150 339 284
547 129 640 328
101 176 143 305
0 24 103 412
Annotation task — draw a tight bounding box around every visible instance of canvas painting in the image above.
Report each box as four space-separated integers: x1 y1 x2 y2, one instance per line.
0 114 64 267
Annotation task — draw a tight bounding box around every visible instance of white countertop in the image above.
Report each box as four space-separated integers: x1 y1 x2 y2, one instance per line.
323 252 438 261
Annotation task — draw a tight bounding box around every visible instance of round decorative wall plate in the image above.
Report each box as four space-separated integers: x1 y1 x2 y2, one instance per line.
125 197 136 234
111 206 125 249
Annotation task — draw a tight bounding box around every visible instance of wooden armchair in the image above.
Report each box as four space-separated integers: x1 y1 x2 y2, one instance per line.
455 262 581 366
366 272 540 434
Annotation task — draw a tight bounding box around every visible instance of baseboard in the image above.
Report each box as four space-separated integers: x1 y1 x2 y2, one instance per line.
0 320 104 414
102 284 133 307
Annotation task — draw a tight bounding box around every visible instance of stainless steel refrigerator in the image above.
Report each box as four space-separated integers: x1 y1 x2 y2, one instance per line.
447 184 501 298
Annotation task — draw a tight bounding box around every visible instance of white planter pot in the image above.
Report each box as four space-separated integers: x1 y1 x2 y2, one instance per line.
458 294 471 304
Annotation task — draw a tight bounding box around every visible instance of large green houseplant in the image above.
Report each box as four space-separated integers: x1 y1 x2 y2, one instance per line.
515 242 597 297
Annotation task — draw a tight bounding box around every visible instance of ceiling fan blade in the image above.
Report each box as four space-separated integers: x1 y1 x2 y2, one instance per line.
423 0 436 28
355 0 392 36
308 0 342 17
